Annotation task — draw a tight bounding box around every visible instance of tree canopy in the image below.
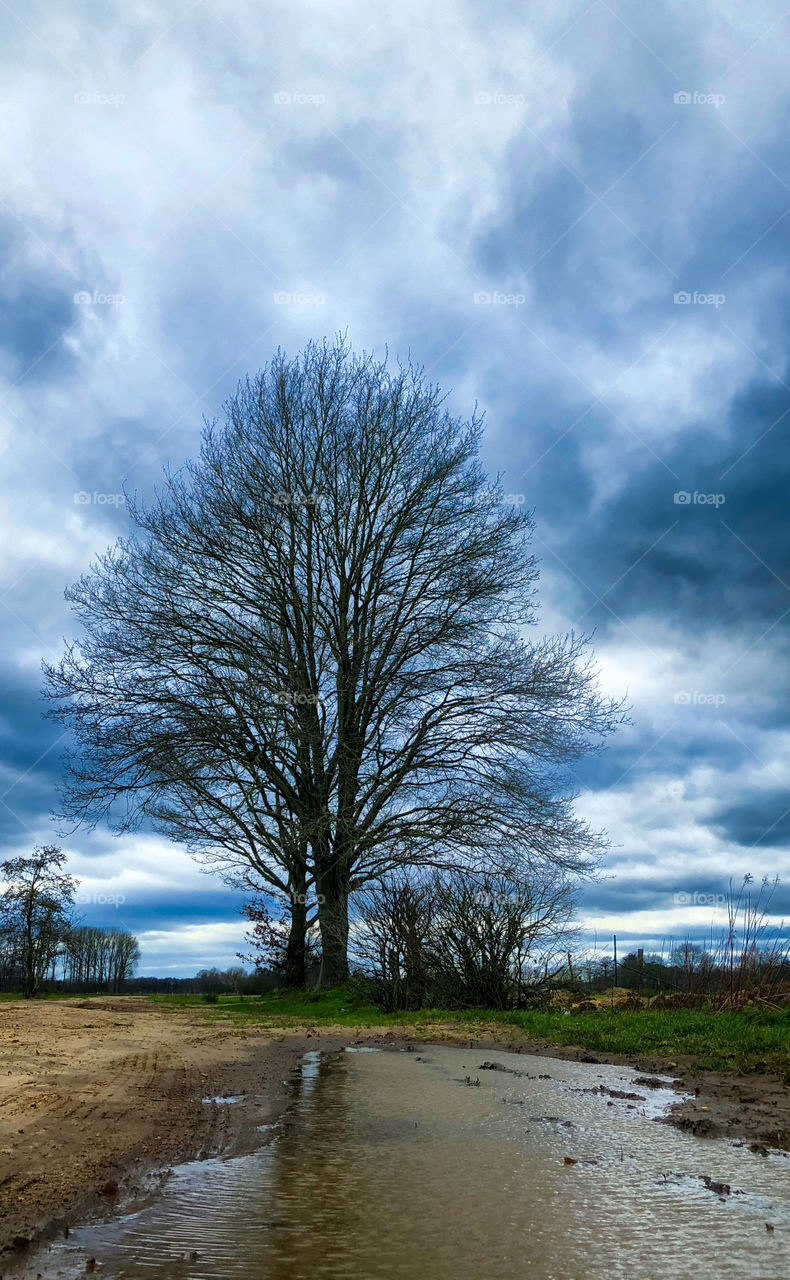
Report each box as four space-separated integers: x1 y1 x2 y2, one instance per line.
44 336 623 985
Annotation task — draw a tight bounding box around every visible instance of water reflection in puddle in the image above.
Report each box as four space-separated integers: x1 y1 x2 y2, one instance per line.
23 1047 790 1279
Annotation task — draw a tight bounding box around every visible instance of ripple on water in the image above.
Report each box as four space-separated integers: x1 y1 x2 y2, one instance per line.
20 1046 790 1280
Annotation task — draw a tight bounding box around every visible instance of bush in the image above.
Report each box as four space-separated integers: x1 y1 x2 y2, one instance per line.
353 868 576 1011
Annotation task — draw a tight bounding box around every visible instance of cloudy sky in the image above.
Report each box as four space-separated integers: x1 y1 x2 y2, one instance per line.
1 0 789 974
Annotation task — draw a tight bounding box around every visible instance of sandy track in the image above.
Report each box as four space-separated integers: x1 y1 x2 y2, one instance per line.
0 998 309 1261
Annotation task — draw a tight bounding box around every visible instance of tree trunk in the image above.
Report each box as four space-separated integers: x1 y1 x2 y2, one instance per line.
316 855 350 988
24 900 36 998
284 894 307 987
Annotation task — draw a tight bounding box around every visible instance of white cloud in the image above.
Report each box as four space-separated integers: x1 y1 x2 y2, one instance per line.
135 921 246 975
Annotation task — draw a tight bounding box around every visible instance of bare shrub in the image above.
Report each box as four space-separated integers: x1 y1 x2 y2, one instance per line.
353 866 576 1010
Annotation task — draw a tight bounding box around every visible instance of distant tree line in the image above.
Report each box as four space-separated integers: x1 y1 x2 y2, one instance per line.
62 925 140 992
568 944 790 1004
0 845 140 996
0 921 140 996
123 969 281 996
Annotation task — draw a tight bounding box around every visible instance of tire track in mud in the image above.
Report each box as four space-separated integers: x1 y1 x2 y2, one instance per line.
0 999 308 1263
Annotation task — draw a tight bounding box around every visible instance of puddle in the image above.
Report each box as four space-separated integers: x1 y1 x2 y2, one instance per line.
15 1046 790 1279
201 1095 244 1105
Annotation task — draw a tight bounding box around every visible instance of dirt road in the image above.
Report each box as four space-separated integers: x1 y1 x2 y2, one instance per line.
2 997 789 1268
0 998 313 1261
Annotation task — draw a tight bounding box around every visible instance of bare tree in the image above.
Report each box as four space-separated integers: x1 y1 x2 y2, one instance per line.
426 868 576 1007
44 337 622 987
238 894 320 979
0 846 77 997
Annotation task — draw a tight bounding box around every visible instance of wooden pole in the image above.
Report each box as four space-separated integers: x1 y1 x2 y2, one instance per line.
613 934 618 988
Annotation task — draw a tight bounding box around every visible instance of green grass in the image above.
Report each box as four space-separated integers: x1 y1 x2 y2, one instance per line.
148 987 790 1079
147 985 392 1024
475 1007 790 1076
0 990 109 1001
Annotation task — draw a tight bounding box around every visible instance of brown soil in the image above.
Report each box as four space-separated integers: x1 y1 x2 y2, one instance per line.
1 999 788 1266
0 997 336 1263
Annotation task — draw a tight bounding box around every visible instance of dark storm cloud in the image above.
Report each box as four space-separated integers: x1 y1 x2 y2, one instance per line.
75 884 248 932
580 874 790 916
464 122 790 684
712 791 790 848
0 656 66 843
533 372 790 636
579 880 679 915
0 223 78 383
570 722 749 793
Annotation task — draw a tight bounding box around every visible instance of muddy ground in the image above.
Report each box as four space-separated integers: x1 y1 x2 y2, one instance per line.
0 998 333 1265
1 998 788 1266
393 1019 790 1152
